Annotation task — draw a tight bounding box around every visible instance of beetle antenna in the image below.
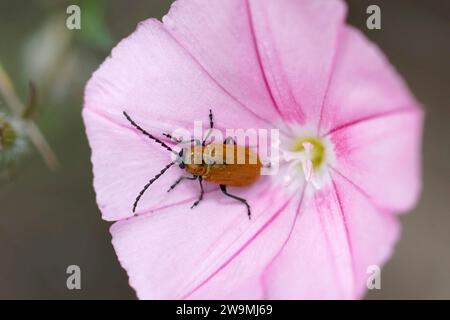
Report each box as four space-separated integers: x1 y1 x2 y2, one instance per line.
123 111 177 155
132 160 176 213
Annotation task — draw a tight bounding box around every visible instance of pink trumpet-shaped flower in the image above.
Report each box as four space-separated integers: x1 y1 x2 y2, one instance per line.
83 0 423 299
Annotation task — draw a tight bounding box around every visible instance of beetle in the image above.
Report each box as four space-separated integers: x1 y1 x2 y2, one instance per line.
122 110 261 219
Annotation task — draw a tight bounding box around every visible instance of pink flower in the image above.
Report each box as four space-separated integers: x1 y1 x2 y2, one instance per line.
83 0 423 299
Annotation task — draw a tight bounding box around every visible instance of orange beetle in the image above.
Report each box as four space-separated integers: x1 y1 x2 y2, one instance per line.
123 110 261 219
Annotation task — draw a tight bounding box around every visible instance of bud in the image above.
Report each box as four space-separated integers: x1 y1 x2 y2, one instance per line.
0 113 27 168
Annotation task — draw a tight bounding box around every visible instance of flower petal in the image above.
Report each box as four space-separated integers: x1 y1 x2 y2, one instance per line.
318 26 420 135
84 18 270 139
162 0 280 124
262 173 400 299
110 180 300 299
248 0 346 123
328 109 423 212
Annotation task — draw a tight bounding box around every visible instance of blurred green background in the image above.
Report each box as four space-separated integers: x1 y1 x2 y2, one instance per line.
0 0 449 299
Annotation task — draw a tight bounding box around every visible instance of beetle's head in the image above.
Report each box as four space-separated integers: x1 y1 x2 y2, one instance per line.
177 148 186 169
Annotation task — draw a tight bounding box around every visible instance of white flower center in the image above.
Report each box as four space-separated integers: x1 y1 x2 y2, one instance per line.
275 125 335 192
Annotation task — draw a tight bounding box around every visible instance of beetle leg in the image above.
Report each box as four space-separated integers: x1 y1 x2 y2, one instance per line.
167 175 197 192
162 133 181 143
202 109 214 146
132 160 177 213
190 177 204 209
219 184 251 219
209 109 214 129
163 133 200 145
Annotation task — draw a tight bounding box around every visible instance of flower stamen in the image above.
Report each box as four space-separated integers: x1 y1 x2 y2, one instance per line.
281 136 329 190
